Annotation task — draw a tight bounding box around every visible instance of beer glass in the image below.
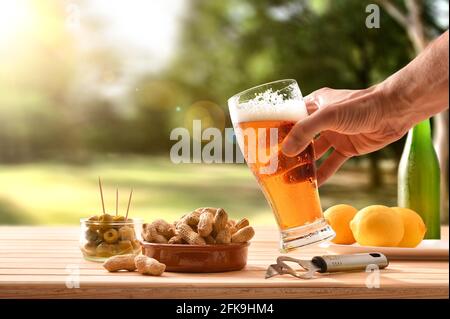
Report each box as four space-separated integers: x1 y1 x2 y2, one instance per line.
228 79 335 251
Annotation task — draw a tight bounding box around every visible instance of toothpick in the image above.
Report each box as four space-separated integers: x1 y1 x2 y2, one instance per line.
125 188 133 221
116 188 119 216
98 177 106 215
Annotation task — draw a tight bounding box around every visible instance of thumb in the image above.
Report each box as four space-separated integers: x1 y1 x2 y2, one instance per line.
282 107 336 156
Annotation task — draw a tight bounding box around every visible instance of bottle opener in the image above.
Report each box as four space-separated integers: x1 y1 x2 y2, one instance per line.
265 252 389 279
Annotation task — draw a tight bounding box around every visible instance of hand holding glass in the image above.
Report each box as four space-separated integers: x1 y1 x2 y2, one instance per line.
228 79 335 251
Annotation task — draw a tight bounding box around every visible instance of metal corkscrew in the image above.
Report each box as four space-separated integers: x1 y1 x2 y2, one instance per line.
265 253 389 279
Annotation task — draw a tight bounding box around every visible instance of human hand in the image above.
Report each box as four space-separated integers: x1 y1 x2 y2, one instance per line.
281 32 448 186
281 86 409 186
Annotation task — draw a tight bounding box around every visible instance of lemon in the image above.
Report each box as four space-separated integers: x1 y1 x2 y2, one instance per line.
391 207 427 248
350 205 404 247
324 204 358 244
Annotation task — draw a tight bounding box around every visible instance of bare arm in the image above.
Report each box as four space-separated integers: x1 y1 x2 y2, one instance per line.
282 31 449 186
382 30 449 133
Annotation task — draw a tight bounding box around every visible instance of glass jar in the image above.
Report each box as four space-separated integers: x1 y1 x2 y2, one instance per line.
80 216 143 262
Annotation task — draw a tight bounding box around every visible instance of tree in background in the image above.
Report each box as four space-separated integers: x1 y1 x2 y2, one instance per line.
0 0 446 213
166 0 414 187
0 1 78 162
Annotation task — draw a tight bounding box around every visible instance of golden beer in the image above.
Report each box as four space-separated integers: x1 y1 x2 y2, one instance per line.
228 79 334 251
237 120 322 230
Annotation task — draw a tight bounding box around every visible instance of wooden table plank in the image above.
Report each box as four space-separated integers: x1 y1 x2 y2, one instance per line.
0 226 448 299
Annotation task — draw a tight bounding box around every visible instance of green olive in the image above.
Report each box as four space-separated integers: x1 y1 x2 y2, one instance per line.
96 243 115 257
111 244 121 255
85 229 99 243
82 243 97 256
97 229 105 240
118 226 135 241
99 214 113 231
99 214 113 222
113 215 125 222
112 215 126 230
118 240 134 254
88 215 100 231
103 228 119 244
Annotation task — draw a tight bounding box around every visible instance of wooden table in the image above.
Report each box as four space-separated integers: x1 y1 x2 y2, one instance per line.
0 226 448 299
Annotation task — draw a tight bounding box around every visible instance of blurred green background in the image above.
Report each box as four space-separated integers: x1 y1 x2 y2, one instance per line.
0 0 448 225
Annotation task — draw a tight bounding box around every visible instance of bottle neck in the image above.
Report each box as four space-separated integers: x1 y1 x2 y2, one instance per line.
409 119 432 142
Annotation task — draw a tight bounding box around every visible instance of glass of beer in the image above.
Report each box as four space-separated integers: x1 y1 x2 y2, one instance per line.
228 79 335 252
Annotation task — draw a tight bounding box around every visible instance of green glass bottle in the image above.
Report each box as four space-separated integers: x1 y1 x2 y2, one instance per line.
398 119 441 239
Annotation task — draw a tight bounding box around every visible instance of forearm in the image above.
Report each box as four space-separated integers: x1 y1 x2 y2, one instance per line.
379 31 449 126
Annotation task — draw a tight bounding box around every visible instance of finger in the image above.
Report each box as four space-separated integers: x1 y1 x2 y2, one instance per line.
303 95 319 115
313 135 331 159
282 108 335 157
316 150 349 187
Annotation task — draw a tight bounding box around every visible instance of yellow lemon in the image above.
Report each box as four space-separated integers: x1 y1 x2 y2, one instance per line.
391 207 427 248
350 205 404 247
324 204 358 244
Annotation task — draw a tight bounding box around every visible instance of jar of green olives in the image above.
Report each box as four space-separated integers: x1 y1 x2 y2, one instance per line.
80 214 143 262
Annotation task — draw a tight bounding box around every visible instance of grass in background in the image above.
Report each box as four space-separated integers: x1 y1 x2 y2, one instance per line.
0 156 397 225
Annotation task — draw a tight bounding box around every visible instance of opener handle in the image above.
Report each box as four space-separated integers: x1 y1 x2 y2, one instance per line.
311 253 388 273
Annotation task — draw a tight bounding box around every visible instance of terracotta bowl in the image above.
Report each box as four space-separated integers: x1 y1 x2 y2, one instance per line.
141 241 250 273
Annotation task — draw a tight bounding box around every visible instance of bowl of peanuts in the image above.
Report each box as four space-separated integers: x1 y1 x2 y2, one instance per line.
140 207 255 272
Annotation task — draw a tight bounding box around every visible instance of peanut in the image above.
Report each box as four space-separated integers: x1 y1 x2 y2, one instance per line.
142 223 168 244
231 226 255 243
195 207 217 215
213 208 228 234
185 211 201 226
142 223 151 241
168 235 185 244
229 226 237 235
177 223 206 245
204 235 216 244
215 227 232 244
227 220 237 234
197 211 214 237
227 219 236 227
153 219 176 239
178 211 201 227
134 255 165 276
103 254 137 272
143 207 255 247
235 218 250 230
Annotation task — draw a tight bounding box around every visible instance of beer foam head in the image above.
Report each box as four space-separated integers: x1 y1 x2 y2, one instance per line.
228 86 308 123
